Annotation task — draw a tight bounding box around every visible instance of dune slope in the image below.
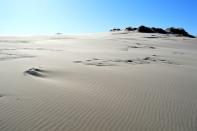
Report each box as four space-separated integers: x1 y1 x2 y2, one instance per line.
0 32 197 131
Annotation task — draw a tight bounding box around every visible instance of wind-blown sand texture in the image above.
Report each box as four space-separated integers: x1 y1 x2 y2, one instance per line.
0 32 197 131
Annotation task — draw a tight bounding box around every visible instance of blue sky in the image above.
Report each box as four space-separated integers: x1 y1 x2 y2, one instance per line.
0 0 196 35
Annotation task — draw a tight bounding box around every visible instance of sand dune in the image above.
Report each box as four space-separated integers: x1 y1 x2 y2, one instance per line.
0 32 197 131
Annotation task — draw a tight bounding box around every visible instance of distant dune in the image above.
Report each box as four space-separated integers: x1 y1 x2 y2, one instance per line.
0 32 197 131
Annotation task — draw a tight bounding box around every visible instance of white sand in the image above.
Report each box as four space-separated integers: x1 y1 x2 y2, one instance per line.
0 32 197 131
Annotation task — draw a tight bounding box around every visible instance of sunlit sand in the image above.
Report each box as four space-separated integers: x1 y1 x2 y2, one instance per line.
0 32 197 131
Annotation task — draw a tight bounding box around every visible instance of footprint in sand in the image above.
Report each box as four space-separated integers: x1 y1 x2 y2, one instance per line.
74 56 177 67
74 59 115 66
173 51 185 55
24 68 47 77
0 94 5 98
123 43 156 51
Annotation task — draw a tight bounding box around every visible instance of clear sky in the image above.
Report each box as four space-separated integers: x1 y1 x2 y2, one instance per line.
0 0 196 35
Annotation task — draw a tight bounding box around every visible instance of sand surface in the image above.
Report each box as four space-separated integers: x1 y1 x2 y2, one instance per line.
0 32 197 131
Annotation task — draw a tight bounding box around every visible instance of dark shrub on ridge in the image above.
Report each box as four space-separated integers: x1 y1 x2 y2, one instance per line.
166 27 195 38
110 28 121 32
109 26 195 38
151 27 167 34
125 27 137 31
138 26 154 33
